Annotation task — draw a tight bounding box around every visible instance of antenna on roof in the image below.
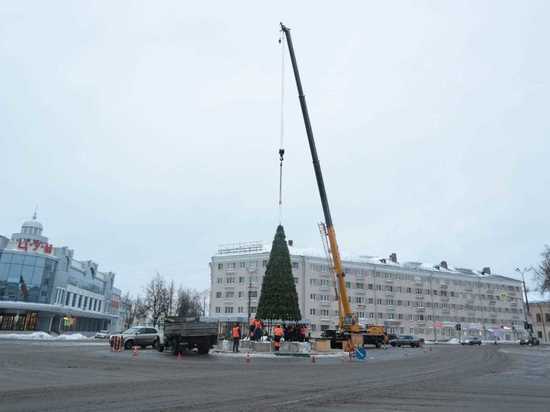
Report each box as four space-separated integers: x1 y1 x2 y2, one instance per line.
33 204 39 220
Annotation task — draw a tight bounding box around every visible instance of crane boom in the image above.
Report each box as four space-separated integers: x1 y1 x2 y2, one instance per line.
280 23 357 331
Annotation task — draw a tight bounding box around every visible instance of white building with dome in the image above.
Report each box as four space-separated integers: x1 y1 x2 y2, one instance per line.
0 215 122 333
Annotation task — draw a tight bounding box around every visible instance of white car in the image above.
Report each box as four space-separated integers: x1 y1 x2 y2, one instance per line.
94 330 110 339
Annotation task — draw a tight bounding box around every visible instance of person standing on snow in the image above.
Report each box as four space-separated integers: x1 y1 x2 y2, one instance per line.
232 323 241 353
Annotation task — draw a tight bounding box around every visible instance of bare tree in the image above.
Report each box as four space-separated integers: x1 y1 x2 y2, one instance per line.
536 245 550 293
121 292 136 329
167 279 176 316
176 288 202 319
134 295 149 324
144 273 168 327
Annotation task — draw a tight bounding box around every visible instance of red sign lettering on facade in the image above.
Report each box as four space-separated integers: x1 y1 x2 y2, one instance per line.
17 239 28 251
43 243 53 254
16 239 53 254
32 240 41 251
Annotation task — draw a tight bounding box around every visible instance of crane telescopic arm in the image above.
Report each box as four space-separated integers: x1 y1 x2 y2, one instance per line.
280 23 356 330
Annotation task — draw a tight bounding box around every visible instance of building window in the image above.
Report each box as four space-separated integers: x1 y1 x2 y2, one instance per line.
250 306 257 313
310 308 316 315
292 262 299 269
76 294 81 308
262 260 267 267
320 324 330 331
368 298 374 304
98 301 102 312
225 292 234 298
218 263 223 270
368 284 373 290
65 292 71 306
215 307 221 313
536 314 542 322
239 262 246 268
406 287 412 293
227 277 235 284
546 314 550 323
228 262 236 269
217 278 223 284
216 292 222 298
376 298 382 305
249 291 258 298
239 277 245 283
294 277 299 284
237 306 244 313
238 291 243 298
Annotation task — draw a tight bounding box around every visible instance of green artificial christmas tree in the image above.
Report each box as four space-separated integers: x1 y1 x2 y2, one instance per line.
256 225 302 321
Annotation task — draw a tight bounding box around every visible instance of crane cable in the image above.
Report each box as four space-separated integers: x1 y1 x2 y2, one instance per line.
278 30 286 224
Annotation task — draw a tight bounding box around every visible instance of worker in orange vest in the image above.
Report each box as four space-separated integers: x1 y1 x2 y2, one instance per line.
273 324 284 351
231 323 241 353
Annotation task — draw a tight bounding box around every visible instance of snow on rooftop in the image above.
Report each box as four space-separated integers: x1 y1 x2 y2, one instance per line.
215 241 518 282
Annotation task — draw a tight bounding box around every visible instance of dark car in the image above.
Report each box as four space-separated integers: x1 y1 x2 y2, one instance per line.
519 336 540 346
110 326 160 350
461 336 482 345
390 335 422 348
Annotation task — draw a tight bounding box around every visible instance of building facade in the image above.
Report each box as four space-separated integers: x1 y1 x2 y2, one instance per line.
529 301 550 343
0 215 120 333
209 241 526 341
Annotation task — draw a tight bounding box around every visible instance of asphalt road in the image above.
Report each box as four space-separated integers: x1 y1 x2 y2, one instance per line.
0 341 549 411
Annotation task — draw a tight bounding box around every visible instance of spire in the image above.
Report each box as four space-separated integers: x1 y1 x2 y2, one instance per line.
33 205 38 220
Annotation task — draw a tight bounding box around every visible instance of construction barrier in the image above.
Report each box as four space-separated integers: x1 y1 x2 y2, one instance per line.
111 336 123 352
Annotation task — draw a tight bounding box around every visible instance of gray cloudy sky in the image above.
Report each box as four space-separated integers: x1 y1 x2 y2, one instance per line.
1 1 548 298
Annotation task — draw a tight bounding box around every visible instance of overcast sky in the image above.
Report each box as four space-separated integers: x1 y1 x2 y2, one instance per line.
1 1 548 298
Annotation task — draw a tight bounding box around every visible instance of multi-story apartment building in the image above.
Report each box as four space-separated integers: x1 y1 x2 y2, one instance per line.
529 300 550 343
209 241 526 341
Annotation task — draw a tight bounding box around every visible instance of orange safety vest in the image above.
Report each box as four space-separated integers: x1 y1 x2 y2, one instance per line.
274 327 284 337
232 326 240 338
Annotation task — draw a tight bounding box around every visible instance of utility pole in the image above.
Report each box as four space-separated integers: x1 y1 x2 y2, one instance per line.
247 276 253 322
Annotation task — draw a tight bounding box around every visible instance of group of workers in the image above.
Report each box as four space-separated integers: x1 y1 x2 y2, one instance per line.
229 319 310 353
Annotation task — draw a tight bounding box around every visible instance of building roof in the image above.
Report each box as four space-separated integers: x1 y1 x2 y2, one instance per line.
214 241 521 284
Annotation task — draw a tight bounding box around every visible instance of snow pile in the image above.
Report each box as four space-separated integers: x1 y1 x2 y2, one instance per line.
0 332 91 341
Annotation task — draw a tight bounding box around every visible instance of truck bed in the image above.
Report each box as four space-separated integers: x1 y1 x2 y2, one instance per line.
163 318 218 337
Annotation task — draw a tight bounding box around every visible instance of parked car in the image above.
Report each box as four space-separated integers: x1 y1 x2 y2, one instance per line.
461 336 482 345
390 335 422 348
519 336 540 346
94 330 110 339
109 326 160 350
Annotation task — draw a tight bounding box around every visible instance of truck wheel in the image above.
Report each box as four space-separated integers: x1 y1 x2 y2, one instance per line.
198 341 210 355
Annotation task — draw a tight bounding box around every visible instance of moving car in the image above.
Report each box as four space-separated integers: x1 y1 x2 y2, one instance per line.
109 326 160 350
461 336 482 345
390 335 422 348
519 336 540 346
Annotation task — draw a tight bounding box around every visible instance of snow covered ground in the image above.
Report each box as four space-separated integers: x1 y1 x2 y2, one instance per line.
0 332 91 341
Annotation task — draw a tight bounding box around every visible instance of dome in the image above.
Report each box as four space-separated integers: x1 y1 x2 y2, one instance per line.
21 212 43 236
22 219 43 230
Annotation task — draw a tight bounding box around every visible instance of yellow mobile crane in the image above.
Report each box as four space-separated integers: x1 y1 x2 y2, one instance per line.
280 23 386 348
